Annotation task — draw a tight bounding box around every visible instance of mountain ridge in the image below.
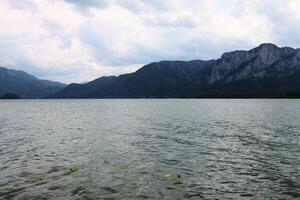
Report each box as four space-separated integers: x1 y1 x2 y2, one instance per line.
50 43 300 98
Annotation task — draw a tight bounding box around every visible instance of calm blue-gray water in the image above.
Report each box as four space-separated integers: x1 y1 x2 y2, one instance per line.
0 99 299 200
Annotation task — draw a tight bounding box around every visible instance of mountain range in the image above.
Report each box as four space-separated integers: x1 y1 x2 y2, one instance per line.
50 43 300 98
0 67 66 98
1 43 300 99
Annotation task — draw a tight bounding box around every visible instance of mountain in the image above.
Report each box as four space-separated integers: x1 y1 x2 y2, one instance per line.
51 43 300 98
0 67 66 98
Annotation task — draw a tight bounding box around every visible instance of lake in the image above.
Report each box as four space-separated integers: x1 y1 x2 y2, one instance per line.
0 99 299 199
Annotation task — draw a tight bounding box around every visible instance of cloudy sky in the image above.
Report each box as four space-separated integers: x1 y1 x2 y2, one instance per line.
1 0 300 83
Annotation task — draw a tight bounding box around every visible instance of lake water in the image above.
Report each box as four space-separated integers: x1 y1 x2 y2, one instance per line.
0 99 299 200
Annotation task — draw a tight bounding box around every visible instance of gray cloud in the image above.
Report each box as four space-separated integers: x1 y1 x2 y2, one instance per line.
64 0 172 13
116 0 172 13
254 1 300 48
64 0 109 9
7 0 37 11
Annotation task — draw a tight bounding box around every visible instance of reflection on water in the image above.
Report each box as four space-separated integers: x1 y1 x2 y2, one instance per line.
0 99 299 199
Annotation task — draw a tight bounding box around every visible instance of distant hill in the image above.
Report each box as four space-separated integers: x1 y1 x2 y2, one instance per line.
0 67 66 98
49 43 300 98
1 93 20 99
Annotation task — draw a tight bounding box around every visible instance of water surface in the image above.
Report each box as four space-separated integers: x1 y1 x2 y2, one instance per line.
0 99 299 199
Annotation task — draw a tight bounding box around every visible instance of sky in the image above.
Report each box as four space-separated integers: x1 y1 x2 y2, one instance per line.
1 0 300 83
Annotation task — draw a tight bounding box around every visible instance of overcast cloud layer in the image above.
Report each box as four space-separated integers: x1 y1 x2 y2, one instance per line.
1 0 300 83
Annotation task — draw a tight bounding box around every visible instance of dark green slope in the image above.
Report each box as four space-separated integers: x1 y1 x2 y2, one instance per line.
0 67 66 98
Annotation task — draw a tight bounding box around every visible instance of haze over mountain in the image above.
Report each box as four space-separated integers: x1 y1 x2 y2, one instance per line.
0 67 66 98
50 43 300 98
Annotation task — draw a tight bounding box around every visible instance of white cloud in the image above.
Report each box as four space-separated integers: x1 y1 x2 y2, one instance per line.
0 0 299 83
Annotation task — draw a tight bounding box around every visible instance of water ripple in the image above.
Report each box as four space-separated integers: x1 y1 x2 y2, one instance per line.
0 99 299 199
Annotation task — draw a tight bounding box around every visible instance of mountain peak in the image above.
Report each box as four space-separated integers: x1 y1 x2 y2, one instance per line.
256 43 278 49
251 43 296 53
221 43 280 60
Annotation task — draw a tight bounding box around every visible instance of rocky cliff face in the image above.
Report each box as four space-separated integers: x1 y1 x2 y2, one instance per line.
51 43 300 98
203 43 300 84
